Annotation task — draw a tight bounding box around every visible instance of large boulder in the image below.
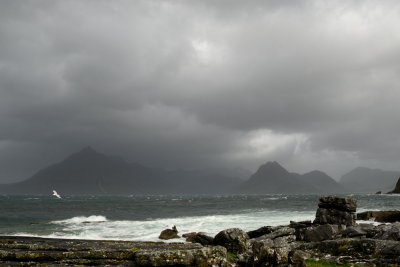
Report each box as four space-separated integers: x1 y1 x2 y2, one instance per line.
304 224 340 242
159 225 180 240
314 196 357 226
183 232 214 246
373 222 400 241
213 228 250 254
250 226 297 266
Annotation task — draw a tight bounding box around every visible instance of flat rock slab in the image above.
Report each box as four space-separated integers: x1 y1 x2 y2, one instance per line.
0 236 228 266
357 210 400 223
318 196 357 212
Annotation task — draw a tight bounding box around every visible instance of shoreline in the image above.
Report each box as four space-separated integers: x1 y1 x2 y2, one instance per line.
1 196 399 266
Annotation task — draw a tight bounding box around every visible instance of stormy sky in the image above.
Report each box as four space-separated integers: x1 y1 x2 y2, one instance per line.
1 0 400 183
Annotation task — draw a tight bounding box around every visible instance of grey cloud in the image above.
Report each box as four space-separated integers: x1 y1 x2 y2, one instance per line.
1 0 400 182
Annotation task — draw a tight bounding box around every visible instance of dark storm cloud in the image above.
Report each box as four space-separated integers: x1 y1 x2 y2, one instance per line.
1 0 400 182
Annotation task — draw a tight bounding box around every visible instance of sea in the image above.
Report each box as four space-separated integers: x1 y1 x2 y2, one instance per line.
0 194 399 242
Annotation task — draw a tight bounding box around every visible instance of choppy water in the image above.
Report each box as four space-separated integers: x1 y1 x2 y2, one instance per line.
0 194 398 241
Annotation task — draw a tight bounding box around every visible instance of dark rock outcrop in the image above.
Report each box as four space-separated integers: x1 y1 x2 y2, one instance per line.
313 196 357 226
289 220 312 241
183 232 214 246
357 210 400 223
213 228 250 254
373 222 400 241
388 176 400 193
250 226 297 266
318 196 357 212
247 226 274 239
304 224 339 242
341 226 367 238
159 225 180 240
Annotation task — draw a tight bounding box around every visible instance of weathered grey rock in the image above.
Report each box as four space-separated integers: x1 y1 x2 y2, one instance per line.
355 223 379 238
342 226 367 238
373 222 400 241
247 226 274 239
251 238 297 266
250 226 297 266
298 238 400 265
304 224 339 242
256 226 295 241
289 250 311 267
183 232 214 246
314 196 357 226
357 210 400 223
376 239 400 257
213 228 250 254
273 235 296 247
159 225 180 240
134 245 228 266
290 220 313 241
314 208 356 226
300 238 377 259
318 196 357 212
0 236 229 266
251 239 275 266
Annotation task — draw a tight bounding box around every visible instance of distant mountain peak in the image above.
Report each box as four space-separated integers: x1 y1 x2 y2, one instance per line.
304 170 327 176
258 161 288 174
61 146 108 164
79 146 97 154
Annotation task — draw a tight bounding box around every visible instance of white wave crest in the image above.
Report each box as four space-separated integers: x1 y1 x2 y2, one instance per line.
51 215 108 224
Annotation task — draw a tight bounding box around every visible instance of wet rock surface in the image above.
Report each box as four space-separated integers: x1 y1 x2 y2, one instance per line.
159 225 180 240
357 210 400 223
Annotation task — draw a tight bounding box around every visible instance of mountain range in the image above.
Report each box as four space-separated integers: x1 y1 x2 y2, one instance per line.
339 167 400 193
0 147 242 195
0 147 398 195
238 161 343 194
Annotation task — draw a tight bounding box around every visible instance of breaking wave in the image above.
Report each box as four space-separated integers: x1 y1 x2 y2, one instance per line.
13 210 314 241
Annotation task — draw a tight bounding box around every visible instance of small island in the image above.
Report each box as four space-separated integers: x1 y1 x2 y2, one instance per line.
1 196 399 266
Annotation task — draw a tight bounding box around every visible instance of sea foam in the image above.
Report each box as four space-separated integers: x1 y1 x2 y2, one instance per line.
51 215 108 224
20 210 314 241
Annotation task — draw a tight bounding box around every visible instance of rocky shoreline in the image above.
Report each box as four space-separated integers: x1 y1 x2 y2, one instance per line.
1 196 399 266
